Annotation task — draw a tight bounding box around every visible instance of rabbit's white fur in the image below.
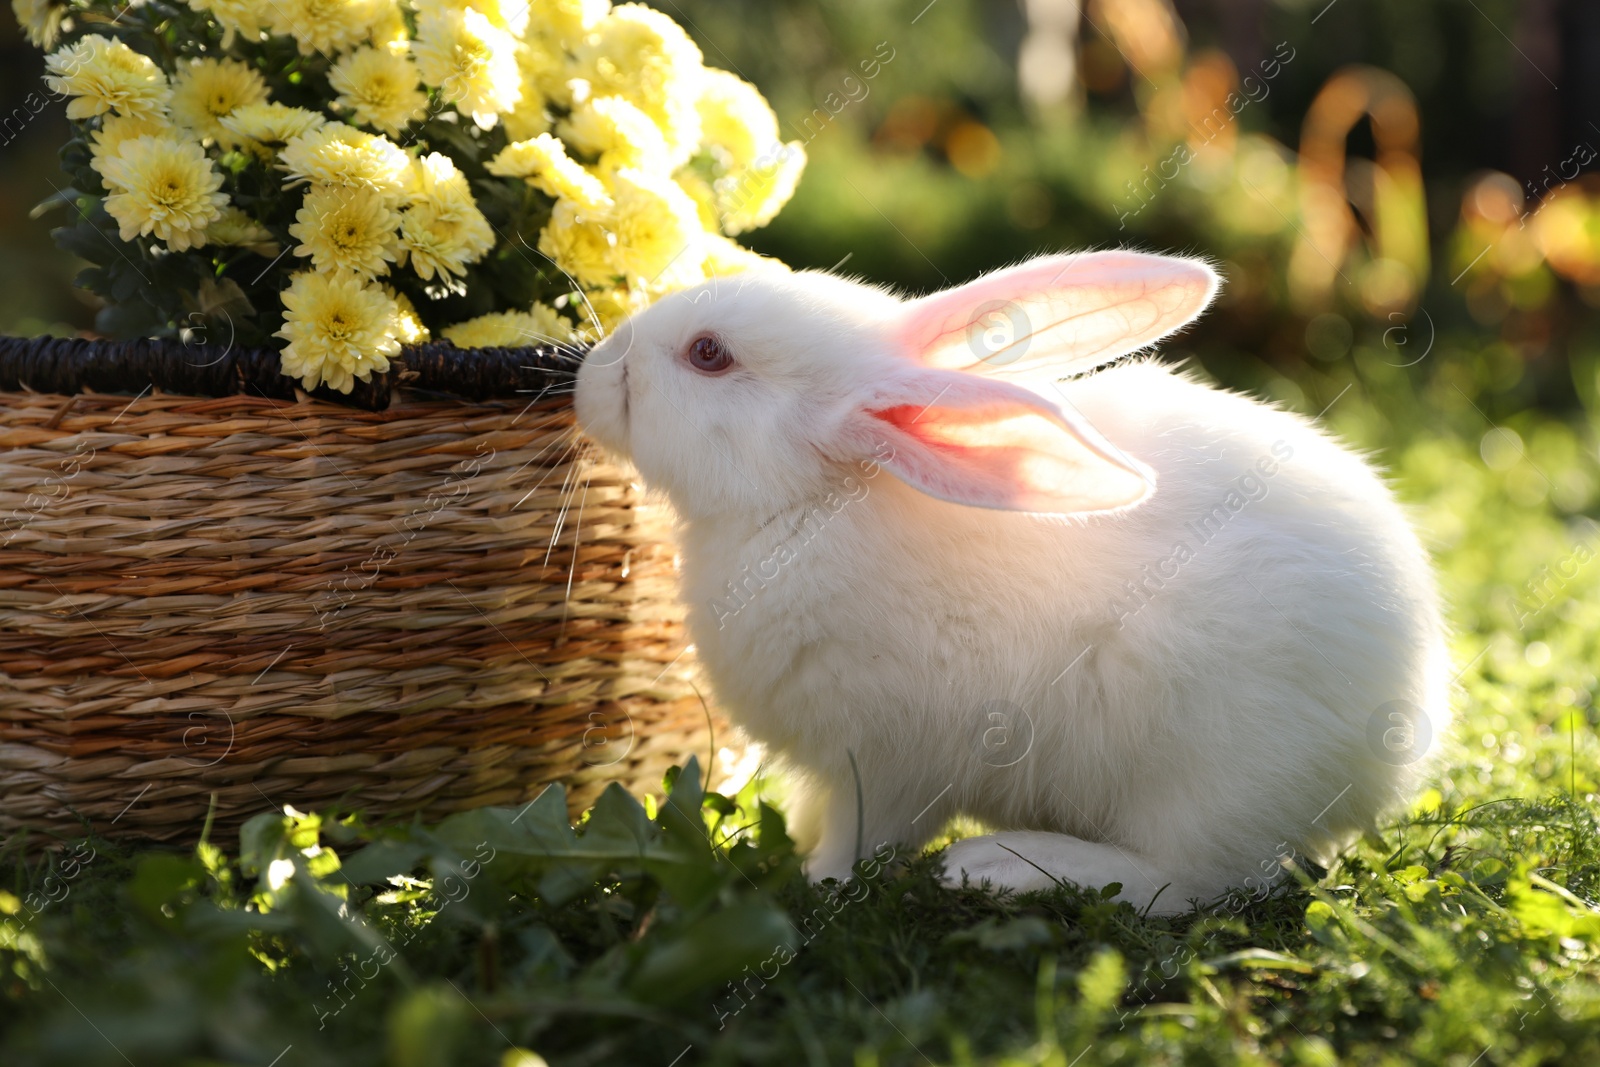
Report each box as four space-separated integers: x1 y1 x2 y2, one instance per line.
575 256 1449 914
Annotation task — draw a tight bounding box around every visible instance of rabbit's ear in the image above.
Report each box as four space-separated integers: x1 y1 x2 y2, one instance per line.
894 251 1219 377
841 368 1153 514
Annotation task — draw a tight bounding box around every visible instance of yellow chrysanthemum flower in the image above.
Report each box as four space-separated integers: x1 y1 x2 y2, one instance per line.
487 134 610 211
528 300 582 345
205 206 281 256
280 122 411 202
221 102 326 145
412 0 527 36
716 141 806 235
697 69 779 169
673 169 721 231
290 185 401 278
576 4 703 166
528 0 609 48
559 96 670 174
607 167 704 290
502 48 553 144
90 114 172 182
514 30 572 114
371 3 410 49
12 0 67 49
329 47 427 136
442 303 576 348
701 233 777 278
383 287 430 343
265 0 383 57
275 271 402 393
100 135 228 252
408 149 486 211
399 152 495 281
169 58 268 148
578 284 646 339
185 0 264 47
537 198 616 288
412 8 521 130
44 35 170 122
502 98 551 143
400 204 480 284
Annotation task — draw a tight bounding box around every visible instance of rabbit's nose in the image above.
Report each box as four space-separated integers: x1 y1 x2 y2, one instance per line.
584 317 634 370
574 346 632 457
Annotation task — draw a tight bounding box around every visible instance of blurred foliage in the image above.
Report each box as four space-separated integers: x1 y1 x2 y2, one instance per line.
665 0 1600 411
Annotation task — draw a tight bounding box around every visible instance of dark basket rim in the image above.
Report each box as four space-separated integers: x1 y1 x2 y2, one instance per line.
0 333 586 412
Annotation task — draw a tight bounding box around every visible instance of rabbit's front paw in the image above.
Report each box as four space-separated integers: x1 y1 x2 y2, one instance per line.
938 835 1063 894
938 832 1196 913
803 853 855 885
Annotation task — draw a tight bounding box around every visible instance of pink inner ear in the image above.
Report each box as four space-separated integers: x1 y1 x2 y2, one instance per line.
863 392 1152 516
894 251 1219 377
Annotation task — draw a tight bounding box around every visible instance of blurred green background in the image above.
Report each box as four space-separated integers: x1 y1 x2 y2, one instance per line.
7 0 1600 419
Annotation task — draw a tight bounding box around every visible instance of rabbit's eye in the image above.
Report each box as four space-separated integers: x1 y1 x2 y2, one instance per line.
685 334 735 375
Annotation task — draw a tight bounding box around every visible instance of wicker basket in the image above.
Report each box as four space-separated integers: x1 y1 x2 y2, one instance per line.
0 335 732 845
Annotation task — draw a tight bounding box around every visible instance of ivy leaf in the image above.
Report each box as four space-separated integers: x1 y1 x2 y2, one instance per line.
579 785 660 862
341 840 433 885
126 853 206 922
625 900 797 1005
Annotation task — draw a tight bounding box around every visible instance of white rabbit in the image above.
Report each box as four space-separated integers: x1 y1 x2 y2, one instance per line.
575 251 1449 914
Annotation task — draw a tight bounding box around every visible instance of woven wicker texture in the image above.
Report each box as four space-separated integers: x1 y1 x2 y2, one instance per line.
0 384 725 844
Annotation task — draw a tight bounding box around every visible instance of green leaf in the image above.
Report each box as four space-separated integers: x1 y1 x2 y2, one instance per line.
95 298 165 339
1075 947 1126 1018
73 265 112 295
111 266 144 302
626 900 797 1004
239 809 293 875
580 784 659 861
1201 949 1318 973
1304 899 1340 942
53 220 115 265
192 275 256 322
29 187 81 219
1509 873 1600 939
126 854 205 920
263 860 394 970
946 916 1056 951
341 840 432 885
388 985 471 1067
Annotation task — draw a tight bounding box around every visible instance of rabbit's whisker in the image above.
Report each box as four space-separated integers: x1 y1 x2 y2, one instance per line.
510 426 582 494
514 234 606 342
562 475 589 608
544 447 583 567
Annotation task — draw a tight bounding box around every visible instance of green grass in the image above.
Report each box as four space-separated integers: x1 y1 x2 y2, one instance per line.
4 342 1600 1067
